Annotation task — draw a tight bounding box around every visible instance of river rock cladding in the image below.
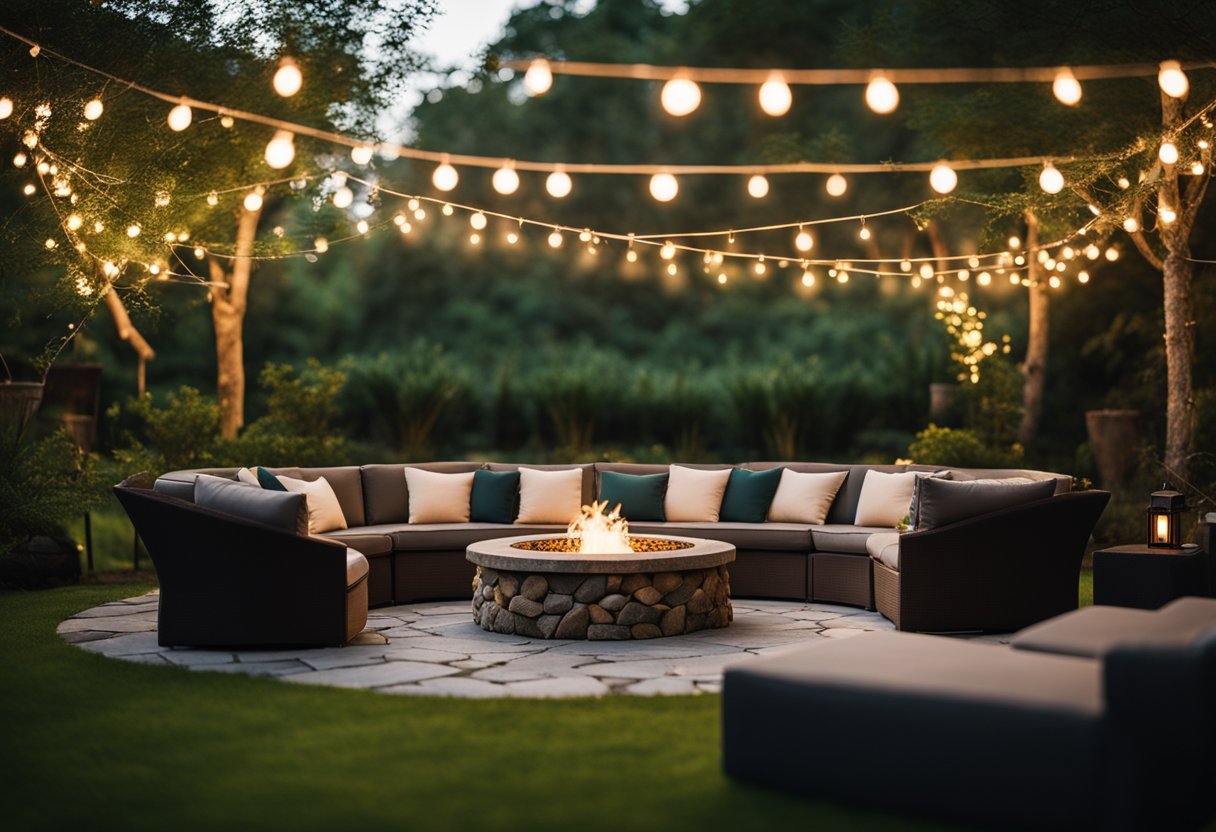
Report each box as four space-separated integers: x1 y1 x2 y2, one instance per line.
471 565 733 639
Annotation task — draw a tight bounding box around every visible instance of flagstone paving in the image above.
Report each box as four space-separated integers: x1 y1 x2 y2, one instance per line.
59 592 1004 698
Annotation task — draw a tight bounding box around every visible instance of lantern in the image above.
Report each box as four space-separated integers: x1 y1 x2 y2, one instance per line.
1146 488 1185 548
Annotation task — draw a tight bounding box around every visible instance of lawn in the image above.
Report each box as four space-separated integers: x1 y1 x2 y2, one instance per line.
0 579 953 832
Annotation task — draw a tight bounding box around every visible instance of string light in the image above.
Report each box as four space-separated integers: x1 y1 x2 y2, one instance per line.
548 228 563 248
758 73 792 116
22 183 35 195
523 58 553 96
660 241 676 260
1191 161 1205 175
66 213 82 230
0 97 11 119
794 227 814 252
272 57 303 97
747 174 769 198
1122 217 1139 232
929 162 958 194
546 169 572 198
977 271 992 286
858 221 871 241
470 211 487 230
660 76 701 117
350 144 375 166
1038 162 1064 194
801 269 815 286
649 172 679 202
242 188 264 212
899 259 911 272
264 130 295 169
12 152 26 167
1158 60 1189 98
126 224 141 238
492 163 520 195
506 230 518 245
314 237 329 253
1117 176 1130 189
356 219 369 234
167 101 192 131
206 191 218 206
441 203 454 216
469 232 481 246
1159 205 1177 224
754 256 767 276
1078 270 1090 283
83 98 103 120
864 74 899 114
432 160 459 191
1159 140 1179 165
22 131 37 148
1052 68 1082 106
332 185 353 208
1105 247 1119 261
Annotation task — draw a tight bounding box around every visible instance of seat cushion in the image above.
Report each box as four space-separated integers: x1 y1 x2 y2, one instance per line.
628 522 812 552
389 523 567 551
865 531 901 570
810 524 892 554
318 530 393 557
346 548 369 587
1012 597 1216 658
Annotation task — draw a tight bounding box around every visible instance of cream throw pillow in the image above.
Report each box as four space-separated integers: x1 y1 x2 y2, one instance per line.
767 469 848 524
276 474 348 534
664 465 731 522
404 467 475 524
235 467 260 486
516 467 583 524
854 470 948 527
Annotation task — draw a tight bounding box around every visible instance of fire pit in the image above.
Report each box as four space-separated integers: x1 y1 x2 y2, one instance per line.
465 502 735 640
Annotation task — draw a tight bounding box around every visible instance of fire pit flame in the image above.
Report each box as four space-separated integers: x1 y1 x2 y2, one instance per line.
567 500 632 554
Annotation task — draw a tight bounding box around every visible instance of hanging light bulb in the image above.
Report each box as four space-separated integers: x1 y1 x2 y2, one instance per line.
794 227 814 252
314 237 329 253
65 213 82 231
929 163 958 194
858 224 872 241
747 174 769 199
977 271 992 286
548 228 562 248
801 269 815 287
1038 162 1064 194
1117 176 1130 189
492 163 520 195
441 203 454 216
432 160 459 191
264 130 295 169
0 97 11 119
919 263 934 279
649 172 679 202
126 224 141 238
1122 217 1139 233
356 219 369 235
1105 247 1119 261
625 248 638 263
332 186 353 208
546 169 572 199
1078 270 1090 284
523 59 553 96
273 57 303 97
754 257 767 276
1191 161 1205 175
506 230 519 245
1159 205 1177 224
864 74 899 114
661 76 701 117
243 189 264 211
13 152 26 168
1158 60 1189 99
167 101 192 131
758 73 792 116
825 173 848 197
83 98 104 120
899 259 911 272
1159 140 1179 165
470 211 488 231
350 144 374 166
206 191 218 206
1052 68 1083 106
1085 244 1100 260
660 241 676 260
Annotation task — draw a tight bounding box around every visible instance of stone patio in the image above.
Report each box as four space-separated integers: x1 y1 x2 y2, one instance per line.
58 592 1007 698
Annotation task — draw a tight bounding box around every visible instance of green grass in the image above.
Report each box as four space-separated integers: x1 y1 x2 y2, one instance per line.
0 580 952 832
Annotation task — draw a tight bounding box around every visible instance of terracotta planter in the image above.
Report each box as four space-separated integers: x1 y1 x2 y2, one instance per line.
1085 409 1140 489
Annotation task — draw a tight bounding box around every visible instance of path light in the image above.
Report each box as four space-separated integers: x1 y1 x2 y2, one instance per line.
1146 488 1185 548
1039 162 1064 194
83 98 104 120
167 101 192 131
524 59 553 96
546 169 572 198
1158 60 1189 99
825 173 848 197
929 163 958 194
649 172 679 202
264 131 295 169
273 58 303 97
758 73 792 116
747 174 769 198
432 160 459 191
865 74 899 114
661 76 701 117
1052 68 1082 106
492 163 520 195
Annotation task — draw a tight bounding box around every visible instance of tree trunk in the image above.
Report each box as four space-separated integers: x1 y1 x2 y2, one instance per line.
208 205 261 439
102 281 156 396
1018 211 1048 447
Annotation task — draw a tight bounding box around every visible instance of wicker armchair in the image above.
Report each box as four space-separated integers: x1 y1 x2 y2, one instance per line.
873 490 1110 632
114 485 368 647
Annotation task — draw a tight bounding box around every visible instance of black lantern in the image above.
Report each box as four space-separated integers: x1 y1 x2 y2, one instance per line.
1146 488 1186 548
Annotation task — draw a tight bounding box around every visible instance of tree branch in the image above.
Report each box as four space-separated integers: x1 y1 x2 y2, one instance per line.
102 283 156 363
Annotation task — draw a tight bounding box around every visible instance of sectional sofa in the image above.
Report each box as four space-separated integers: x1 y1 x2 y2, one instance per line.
152 460 1106 632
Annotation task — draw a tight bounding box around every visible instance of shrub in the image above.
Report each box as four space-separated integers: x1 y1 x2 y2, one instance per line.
906 424 1023 468
0 424 102 554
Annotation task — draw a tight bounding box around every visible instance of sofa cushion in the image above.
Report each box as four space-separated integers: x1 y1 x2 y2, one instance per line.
665 465 732 522
516 467 584 524
404 467 475 523
389 523 567 551
810 524 892 554
767 469 847 525
193 474 308 535
318 530 392 558
719 467 782 523
469 469 520 524
256 466 287 491
154 467 302 502
360 462 484 525
599 471 668 521
277 474 348 534
855 470 948 527
628 521 813 552
236 467 260 486
1011 597 1216 658
487 462 595 506
865 531 902 570
907 464 1072 495
746 463 907 525
912 476 1057 530
345 548 369 587
296 467 365 527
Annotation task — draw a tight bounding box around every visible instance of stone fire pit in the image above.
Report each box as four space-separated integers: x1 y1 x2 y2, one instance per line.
466 534 735 640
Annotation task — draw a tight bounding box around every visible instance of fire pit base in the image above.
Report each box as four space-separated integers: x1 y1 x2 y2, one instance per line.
471 564 732 639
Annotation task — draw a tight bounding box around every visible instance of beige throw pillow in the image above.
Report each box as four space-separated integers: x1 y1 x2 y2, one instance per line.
235 467 260 486
853 470 948 528
277 474 348 534
516 467 583 524
403 467 475 524
664 465 732 522
767 469 848 524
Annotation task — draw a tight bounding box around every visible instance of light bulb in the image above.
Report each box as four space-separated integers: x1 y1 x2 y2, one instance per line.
1038 163 1064 194
393 213 406 226
1086 244 1100 260
83 98 104 120
1049 275 1061 289
747 174 769 198
243 190 263 211
1052 69 1082 106
667 263 678 276
546 170 572 198
332 186 353 208
1123 217 1139 233
548 229 562 248
432 162 459 191
206 191 218 206
506 231 519 245
264 130 295 169
858 225 871 241
356 219 369 234
194 246 205 259
22 131 37 148
1158 60 1189 99
314 237 329 253
167 102 192 131
660 241 676 260
929 163 958 194
794 229 814 252
1191 161 1205 175
350 144 374 166
523 59 553 96
754 259 766 276
825 173 848 197
66 214 82 231
1117 176 1130 189
626 249 638 263
22 183 35 196
492 164 520 195
865 74 899 114
220 115 234 128
13 152 26 167
273 58 303 97
1105 247 1119 261
1078 270 1090 284
900 260 911 272
801 270 815 287
470 212 488 230
469 233 481 246
0 97 11 119
717 273 727 285
1159 141 1179 165
758 73 792 116
661 77 701 117
1160 206 1177 224
977 271 992 286
441 203 454 216
126 224 141 238
649 172 679 202
919 263 934 279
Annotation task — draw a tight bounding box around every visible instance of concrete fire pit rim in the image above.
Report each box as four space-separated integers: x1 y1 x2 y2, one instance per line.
466 534 736 574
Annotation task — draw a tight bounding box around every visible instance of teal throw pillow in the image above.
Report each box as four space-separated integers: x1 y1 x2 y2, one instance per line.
719 466 784 523
256 466 287 491
469 469 520 523
598 471 667 521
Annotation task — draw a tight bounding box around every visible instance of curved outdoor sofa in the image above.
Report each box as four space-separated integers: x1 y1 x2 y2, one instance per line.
148 460 1108 633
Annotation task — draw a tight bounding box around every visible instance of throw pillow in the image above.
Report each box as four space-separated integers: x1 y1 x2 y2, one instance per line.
516 467 584 524
276 474 348 534
193 474 308 535
854 470 949 527
401 467 475 524
256 466 287 491
235 467 260 486
719 467 784 523
664 465 732 522
913 477 1057 530
469 469 521 524
598 471 668 521
767 469 848 525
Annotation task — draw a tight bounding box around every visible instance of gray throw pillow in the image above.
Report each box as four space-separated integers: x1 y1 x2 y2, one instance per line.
913 476 1057 530
193 474 309 535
